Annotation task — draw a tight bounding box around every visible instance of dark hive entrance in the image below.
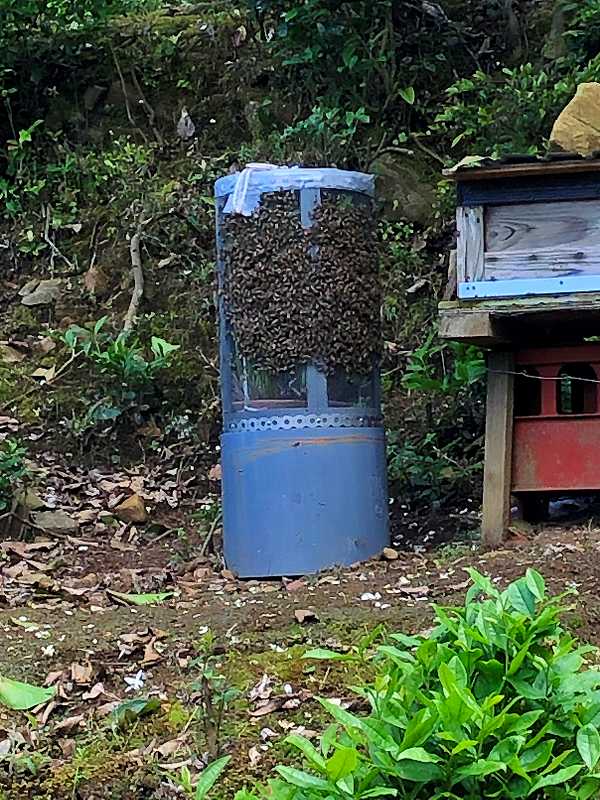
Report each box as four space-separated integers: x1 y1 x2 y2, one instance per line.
222 189 381 394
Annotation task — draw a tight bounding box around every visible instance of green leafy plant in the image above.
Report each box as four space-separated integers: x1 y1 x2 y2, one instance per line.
190 632 240 759
106 590 173 606
0 438 29 512
402 334 485 395
281 104 370 164
111 697 160 730
387 430 481 504
175 755 231 800
62 317 179 386
0 676 55 711
246 569 600 799
60 317 179 431
564 1 600 60
436 64 575 157
304 626 386 665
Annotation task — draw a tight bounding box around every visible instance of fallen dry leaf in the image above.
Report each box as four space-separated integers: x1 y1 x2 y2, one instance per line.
155 738 186 759
142 639 163 666
249 674 272 703
248 745 265 767
82 682 106 701
70 663 93 685
398 585 430 596
95 701 120 717
208 463 222 481
294 609 318 624
44 671 65 687
59 738 76 758
54 714 85 734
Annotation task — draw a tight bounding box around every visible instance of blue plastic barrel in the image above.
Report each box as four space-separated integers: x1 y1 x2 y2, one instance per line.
214 166 389 577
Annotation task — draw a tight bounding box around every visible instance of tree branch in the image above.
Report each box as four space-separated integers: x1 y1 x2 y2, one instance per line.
123 222 145 332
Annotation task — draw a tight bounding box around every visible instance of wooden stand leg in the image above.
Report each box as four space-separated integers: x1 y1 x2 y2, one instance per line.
482 350 515 548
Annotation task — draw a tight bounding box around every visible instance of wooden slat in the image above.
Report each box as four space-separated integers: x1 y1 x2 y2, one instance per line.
486 199 600 252
469 200 600 281
448 160 600 182
482 351 514 549
456 207 467 283
456 205 484 282
438 309 506 345
439 292 600 346
484 250 600 280
445 290 600 311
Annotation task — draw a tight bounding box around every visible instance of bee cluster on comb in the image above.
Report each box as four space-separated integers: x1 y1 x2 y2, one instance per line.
221 189 381 378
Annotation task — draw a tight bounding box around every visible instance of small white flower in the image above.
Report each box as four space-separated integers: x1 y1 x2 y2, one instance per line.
124 670 146 693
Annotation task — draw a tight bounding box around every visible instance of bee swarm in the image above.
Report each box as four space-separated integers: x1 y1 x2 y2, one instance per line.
221 190 381 377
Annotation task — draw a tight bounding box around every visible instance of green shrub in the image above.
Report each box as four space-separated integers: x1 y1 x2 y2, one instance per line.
62 317 179 386
564 1 600 60
436 64 576 157
387 430 481 505
281 104 370 164
60 317 179 432
402 334 485 395
243 569 600 799
385 334 485 505
0 439 28 512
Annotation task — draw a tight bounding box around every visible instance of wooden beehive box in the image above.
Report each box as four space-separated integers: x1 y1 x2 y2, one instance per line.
453 157 600 300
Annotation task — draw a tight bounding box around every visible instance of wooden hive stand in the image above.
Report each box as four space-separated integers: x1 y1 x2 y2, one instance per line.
439 156 600 547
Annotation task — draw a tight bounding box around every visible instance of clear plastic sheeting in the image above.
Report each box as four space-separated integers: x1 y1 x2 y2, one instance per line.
216 166 374 216
229 163 275 216
327 369 374 407
231 362 308 411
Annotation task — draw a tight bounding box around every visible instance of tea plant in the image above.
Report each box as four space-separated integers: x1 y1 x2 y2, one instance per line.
0 439 28 512
245 569 600 799
60 317 179 431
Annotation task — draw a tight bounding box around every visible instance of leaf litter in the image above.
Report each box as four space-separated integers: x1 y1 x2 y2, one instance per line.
2 455 600 799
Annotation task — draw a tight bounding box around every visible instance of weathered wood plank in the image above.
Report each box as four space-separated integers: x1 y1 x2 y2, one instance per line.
482 351 514 549
484 249 600 280
466 206 484 281
443 250 457 301
456 207 467 283
448 160 600 181
438 309 495 342
438 310 512 345
456 205 484 282
438 292 600 345
486 200 600 252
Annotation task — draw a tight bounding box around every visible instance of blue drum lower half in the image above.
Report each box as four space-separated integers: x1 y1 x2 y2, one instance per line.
221 426 389 577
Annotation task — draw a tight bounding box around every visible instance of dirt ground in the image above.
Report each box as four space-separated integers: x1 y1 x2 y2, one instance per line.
1 520 600 799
